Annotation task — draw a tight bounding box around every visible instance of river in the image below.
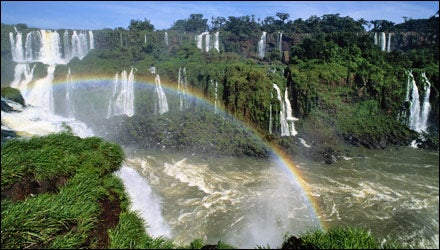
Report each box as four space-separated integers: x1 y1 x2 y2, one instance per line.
119 146 439 249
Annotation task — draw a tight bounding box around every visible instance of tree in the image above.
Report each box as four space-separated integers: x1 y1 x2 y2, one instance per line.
276 12 290 23
128 19 154 32
211 16 226 31
171 14 208 33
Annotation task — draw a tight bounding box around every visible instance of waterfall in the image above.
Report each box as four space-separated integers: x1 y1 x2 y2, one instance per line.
10 63 36 93
107 72 120 119
10 27 94 64
405 71 431 132
380 32 386 51
88 30 94 50
144 33 147 44
9 29 24 62
178 67 188 111
66 68 75 118
407 71 421 131
107 68 135 118
154 74 169 115
214 31 219 52
26 65 56 113
196 33 204 50
373 33 378 46
273 84 289 136
258 31 267 58
419 72 431 131
273 84 298 137
284 88 298 136
205 33 211 52
63 31 71 60
71 30 89 60
387 33 392 52
115 165 172 238
277 32 283 54
195 32 213 52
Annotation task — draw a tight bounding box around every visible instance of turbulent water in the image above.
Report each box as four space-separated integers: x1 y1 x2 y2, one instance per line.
122 149 320 248
119 146 438 249
297 147 439 249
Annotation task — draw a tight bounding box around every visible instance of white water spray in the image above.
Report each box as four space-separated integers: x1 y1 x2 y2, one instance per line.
154 74 169 115
26 65 56 113
66 68 75 118
404 71 431 132
107 68 135 118
178 67 189 111
115 165 172 238
258 31 267 58
273 84 298 136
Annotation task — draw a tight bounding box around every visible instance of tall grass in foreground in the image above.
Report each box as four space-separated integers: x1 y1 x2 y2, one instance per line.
296 226 402 249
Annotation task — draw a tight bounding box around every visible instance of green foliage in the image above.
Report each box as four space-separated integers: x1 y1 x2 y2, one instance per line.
171 14 208 33
128 18 155 32
296 226 402 249
1 133 126 249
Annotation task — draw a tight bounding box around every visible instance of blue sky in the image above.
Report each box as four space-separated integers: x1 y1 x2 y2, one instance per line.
1 1 438 30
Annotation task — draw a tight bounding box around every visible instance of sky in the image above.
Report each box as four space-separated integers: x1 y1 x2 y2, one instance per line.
1 1 438 31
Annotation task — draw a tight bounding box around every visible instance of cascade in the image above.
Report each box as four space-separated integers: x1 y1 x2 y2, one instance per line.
273 84 298 136
107 68 135 118
154 74 169 115
277 32 283 54
9 29 24 62
66 68 75 118
273 84 289 136
10 63 36 93
387 33 392 52
407 71 421 131
63 31 71 61
258 31 267 58
284 88 298 136
380 32 386 51
195 31 209 51
164 32 169 46
88 30 94 50
214 31 219 52
38 30 64 65
107 72 120 119
144 33 147 44
205 33 211 52
10 28 94 64
26 65 56 113
404 71 431 133
178 67 188 110
71 30 89 61
419 72 431 131
373 33 378 46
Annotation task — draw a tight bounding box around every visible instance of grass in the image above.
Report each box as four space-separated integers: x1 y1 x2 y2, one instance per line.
1 132 126 248
295 226 402 249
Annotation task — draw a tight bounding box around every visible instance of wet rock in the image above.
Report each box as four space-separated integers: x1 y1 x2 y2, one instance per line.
281 235 316 249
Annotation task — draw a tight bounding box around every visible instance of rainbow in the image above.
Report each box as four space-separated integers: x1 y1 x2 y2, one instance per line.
17 72 327 231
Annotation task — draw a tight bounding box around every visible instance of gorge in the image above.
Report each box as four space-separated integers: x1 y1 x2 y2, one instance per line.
1 11 439 249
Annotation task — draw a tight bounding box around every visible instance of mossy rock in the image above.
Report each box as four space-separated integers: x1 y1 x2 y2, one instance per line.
1 87 25 106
